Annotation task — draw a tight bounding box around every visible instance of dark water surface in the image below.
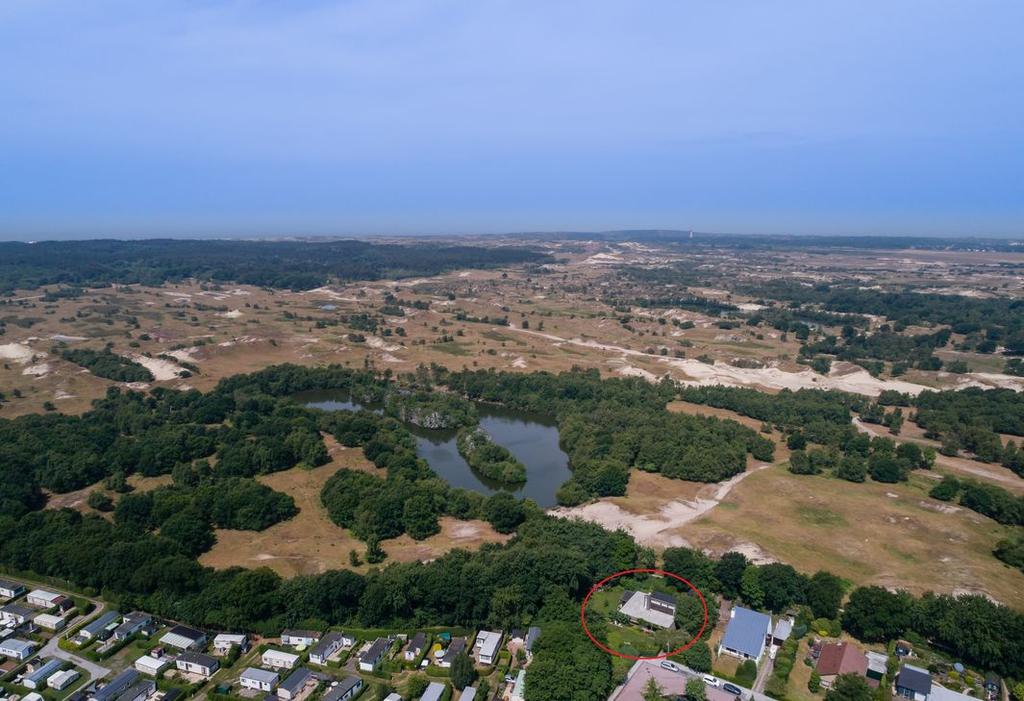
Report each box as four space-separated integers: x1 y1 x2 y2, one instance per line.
295 391 571 507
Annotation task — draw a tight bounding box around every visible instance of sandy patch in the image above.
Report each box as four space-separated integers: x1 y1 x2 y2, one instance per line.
219 309 244 319
615 365 659 382
511 357 528 369
366 336 401 352
126 354 182 381
0 343 35 364
549 464 771 549
22 363 51 376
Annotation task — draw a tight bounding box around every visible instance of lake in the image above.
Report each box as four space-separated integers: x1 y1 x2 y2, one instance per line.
296 391 571 507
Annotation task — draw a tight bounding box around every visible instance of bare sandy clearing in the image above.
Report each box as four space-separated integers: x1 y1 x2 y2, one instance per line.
125 354 182 381
0 342 35 363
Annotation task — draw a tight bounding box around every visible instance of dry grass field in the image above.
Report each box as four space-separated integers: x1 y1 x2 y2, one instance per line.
199 442 510 577
679 465 1024 608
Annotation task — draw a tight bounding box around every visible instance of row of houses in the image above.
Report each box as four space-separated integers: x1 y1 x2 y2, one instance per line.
238 666 363 701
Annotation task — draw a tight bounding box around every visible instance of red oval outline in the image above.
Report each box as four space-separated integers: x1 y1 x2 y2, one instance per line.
580 568 709 660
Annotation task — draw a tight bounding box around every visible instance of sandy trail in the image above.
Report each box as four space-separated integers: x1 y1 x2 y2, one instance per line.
506 324 932 396
853 417 1024 493
548 463 772 548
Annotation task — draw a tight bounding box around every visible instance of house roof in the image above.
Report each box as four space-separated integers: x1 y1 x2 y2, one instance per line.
866 651 888 675
459 688 477 701
773 619 793 641
2 603 34 617
25 658 63 682
817 643 868 677
82 611 121 636
214 633 247 646
242 668 280 684
360 638 391 664
282 629 320 640
310 631 344 658
649 591 676 606
263 649 299 663
897 664 932 696
930 684 976 701
408 631 427 650
721 606 771 659
134 655 168 672
475 630 502 658
0 638 35 654
177 652 218 669
91 668 140 701
322 676 362 701
279 668 314 695
0 579 24 592
421 682 446 701
619 591 674 628
161 625 205 648
442 637 466 664
27 589 60 602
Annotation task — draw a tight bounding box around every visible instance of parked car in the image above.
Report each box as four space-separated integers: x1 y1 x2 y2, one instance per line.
703 675 720 687
660 660 682 673
723 683 742 696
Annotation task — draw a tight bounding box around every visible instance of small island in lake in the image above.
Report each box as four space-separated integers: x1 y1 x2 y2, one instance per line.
456 425 527 485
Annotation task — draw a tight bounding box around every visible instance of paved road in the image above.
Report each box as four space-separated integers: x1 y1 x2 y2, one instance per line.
41 629 111 681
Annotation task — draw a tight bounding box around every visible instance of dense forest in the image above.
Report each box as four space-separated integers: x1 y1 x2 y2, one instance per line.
0 239 552 292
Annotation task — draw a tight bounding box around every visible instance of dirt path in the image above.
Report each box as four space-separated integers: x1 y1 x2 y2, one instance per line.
852 418 1024 493
548 463 773 549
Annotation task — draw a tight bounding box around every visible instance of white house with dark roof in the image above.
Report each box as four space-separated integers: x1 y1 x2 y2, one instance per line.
240 668 279 693
281 629 320 649
404 632 427 661
322 677 363 701
77 611 121 643
358 638 391 672
0 580 26 600
114 612 152 641
896 664 932 701
0 603 34 626
176 652 219 678
23 658 63 689
309 631 345 665
277 667 316 701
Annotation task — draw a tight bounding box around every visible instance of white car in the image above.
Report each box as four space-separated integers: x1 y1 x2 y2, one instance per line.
660 660 682 673
703 675 720 687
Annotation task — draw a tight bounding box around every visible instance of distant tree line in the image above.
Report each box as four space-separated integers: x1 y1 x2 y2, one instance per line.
0 239 552 292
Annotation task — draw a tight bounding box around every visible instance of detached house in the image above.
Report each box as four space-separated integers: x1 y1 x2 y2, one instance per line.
281 629 320 649
114 613 152 641
213 633 248 655
89 668 141 701
817 643 868 689
26 589 63 608
0 580 26 600
440 637 467 669
617 591 677 629
0 603 34 626
718 606 772 662
277 668 316 701
0 638 37 660
240 668 279 693
896 664 932 701
160 625 206 651
175 652 219 678
473 630 502 665
77 611 122 643
262 649 300 670
309 632 345 665
404 632 427 662
322 677 363 701
358 638 391 672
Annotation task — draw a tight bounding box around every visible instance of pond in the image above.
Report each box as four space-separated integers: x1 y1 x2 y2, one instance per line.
296 391 572 507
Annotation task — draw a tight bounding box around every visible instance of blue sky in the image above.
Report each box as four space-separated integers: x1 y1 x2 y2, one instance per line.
1 0 1022 239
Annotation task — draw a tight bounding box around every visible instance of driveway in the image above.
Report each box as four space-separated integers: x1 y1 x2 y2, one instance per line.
752 650 774 693
41 633 110 681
